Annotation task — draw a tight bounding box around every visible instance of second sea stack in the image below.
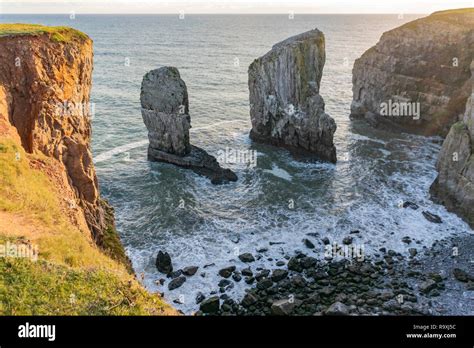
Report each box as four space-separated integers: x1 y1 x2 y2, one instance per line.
141 67 237 185
248 29 337 163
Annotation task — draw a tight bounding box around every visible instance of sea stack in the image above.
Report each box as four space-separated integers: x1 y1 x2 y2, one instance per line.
351 9 474 136
141 67 237 184
430 60 474 228
248 29 337 163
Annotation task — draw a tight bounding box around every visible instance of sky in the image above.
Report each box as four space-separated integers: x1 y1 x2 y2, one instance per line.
0 0 472 14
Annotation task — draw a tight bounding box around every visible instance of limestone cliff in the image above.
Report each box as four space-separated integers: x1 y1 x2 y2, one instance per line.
430 61 474 228
0 24 128 265
248 29 337 163
351 9 474 136
0 24 176 315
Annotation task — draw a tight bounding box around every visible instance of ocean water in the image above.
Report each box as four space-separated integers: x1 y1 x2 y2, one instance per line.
1 14 472 313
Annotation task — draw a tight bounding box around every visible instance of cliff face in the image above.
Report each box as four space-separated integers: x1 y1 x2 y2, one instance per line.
0 25 177 315
249 29 337 163
0 25 127 266
351 9 474 136
430 61 474 228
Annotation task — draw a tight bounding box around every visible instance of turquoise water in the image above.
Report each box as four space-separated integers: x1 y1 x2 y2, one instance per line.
1 14 471 313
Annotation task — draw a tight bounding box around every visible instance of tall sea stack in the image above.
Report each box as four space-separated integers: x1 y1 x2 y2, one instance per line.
141 67 237 185
248 29 337 163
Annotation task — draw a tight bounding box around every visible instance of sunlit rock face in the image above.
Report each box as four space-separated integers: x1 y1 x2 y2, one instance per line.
351 9 474 136
430 60 474 228
248 29 337 163
141 66 237 185
141 67 191 156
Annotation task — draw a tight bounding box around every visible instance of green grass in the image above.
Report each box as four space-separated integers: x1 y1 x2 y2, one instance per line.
0 257 171 315
0 140 58 224
0 24 89 43
0 139 175 315
398 8 474 31
431 8 474 16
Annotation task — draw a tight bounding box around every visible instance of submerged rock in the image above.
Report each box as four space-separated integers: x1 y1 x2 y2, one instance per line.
351 9 474 136
402 201 419 210
141 66 237 184
248 29 337 163
453 268 473 283
422 211 443 224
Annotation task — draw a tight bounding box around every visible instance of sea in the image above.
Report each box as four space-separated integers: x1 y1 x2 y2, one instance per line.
1 14 471 313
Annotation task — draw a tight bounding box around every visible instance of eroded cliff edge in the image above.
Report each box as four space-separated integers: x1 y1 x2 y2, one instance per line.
351 9 474 136
0 24 175 315
0 24 128 265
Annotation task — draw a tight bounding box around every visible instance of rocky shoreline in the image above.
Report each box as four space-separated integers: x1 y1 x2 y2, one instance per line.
152 227 473 316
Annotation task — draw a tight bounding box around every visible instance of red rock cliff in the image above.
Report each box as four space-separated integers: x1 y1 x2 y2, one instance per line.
0 25 128 266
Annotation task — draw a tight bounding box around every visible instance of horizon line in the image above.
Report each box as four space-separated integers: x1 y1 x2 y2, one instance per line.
0 12 429 15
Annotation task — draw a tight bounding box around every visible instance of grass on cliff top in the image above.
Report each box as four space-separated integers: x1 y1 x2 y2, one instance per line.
0 24 89 43
399 8 474 30
0 139 122 268
0 257 171 315
0 140 175 315
431 8 474 16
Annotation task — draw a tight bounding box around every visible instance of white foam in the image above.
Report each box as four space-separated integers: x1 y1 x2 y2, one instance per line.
263 164 292 181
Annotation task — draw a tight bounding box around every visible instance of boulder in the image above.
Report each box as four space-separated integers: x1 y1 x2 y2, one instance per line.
303 238 315 249
182 266 199 276
241 293 258 307
422 211 443 224
453 268 473 282
351 9 474 136
195 292 205 304
199 296 220 314
325 301 349 315
241 267 253 277
248 29 337 163
218 266 236 278
419 279 437 294
141 67 237 184
271 269 289 282
238 253 255 263
271 298 300 316
168 276 186 290
155 251 173 274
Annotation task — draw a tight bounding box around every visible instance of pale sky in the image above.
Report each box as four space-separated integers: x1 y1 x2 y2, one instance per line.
0 0 472 14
